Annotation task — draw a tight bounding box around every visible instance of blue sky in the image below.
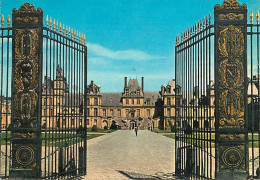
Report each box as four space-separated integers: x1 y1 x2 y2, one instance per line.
1 0 259 92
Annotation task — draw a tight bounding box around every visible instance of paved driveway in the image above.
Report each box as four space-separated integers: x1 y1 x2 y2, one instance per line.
84 130 175 180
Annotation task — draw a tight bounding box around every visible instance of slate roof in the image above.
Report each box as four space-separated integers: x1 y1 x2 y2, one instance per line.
101 93 122 107
128 79 141 93
144 91 161 106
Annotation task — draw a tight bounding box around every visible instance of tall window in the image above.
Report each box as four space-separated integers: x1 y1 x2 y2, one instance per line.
147 109 150 117
50 109 53 116
50 97 53 105
126 109 129 117
87 98 90 105
137 109 140 117
167 108 171 117
87 119 89 125
117 109 121 117
126 99 129 104
103 109 106 116
94 119 97 125
132 99 134 104
137 99 140 104
94 98 98 106
86 108 89 116
44 98 47 105
110 109 114 117
44 109 47 116
71 119 75 126
94 108 98 116
167 98 171 105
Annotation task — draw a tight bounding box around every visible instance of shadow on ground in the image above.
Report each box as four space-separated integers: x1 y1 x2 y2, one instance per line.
118 170 182 180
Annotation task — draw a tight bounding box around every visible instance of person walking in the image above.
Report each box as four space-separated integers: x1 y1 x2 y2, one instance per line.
135 127 138 136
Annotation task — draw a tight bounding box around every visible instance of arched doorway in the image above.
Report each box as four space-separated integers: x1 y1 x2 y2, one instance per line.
103 120 108 129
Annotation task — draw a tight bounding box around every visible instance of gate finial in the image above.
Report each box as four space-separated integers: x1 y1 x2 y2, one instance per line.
257 11 259 24
46 15 49 28
250 11 253 23
7 15 10 27
1 15 4 28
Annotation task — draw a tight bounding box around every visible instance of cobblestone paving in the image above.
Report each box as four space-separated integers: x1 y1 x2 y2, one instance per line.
83 130 175 180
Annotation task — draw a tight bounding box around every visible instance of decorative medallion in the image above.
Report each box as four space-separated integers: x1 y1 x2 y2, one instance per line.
15 146 35 166
16 16 39 24
222 147 243 168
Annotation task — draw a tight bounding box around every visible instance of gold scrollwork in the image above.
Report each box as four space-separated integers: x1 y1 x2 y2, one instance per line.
215 0 247 10
15 29 39 60
218 25 244 59
220 134 245 140
219 13 244 20
218 59 244 89
16 16 39 23
12 3 42 14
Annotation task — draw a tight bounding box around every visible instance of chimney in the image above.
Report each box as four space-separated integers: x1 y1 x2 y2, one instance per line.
91 80 94 92
124 77 127 88
141 77 144 92
161 86 164 96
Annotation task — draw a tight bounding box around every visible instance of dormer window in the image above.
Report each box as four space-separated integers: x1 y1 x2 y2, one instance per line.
146 100 150 105
167 87 171 93
126 89 129 95
137 89 140 95
95 88 98 94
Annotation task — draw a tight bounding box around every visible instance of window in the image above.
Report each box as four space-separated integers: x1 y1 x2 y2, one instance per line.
176 109 180 117
86 108 89 116
110 109 114 117
94 98 98 106
117 109 121 117
50 98 53 105
71 119 75 126
146 100 150 105
94 108 98 116
44 98 47 105
126 99 129 104
126 109 129 117
87 98 90 105
137 99 140 104
95 88 98 94
50 109 53 116
137 109 140 117
103 109 106 116
176 99 180 106
147 109 150 117
167 108 171 117
87 119 89 125
94 119 97 125
132 99 134 104
167 98 171 105
44 109 47 116
126 89 129 95
167 87 171 93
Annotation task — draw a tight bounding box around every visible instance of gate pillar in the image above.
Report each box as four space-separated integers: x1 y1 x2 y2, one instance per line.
214 0 248 179
10 3 43 178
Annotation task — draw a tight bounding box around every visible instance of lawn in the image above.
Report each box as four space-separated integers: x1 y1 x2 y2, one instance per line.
87 129 116 133
164 133 259 148
0 132 104 146
153 129 172 133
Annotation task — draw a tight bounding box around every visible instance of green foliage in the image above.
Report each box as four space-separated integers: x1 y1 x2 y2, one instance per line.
91 125 98 131
104 126 108 130
171 125 176 132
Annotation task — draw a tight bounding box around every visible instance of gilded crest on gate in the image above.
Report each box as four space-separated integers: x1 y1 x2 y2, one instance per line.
218 25 244 60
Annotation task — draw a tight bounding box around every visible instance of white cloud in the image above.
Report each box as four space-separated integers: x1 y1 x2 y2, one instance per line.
86 42 165 61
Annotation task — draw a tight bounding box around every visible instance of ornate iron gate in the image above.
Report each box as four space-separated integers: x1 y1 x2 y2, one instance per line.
175 0 259 179
0 3 87 179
